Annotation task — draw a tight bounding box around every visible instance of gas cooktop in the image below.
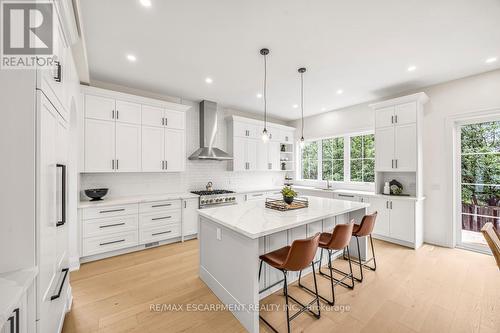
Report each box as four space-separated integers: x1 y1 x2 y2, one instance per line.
191 190 235 196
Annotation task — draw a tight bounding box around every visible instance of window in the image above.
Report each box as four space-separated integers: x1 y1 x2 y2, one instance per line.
301 141 318 180
299 132 375 183
350 134 375 183
322 137 344 181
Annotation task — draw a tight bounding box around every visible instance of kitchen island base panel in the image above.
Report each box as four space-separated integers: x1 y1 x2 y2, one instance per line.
199 207 367 333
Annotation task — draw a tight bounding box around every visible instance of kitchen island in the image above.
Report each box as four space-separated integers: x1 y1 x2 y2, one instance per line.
197 196 370 333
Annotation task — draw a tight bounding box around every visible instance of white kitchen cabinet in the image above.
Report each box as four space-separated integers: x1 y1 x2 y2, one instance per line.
374 106 394 128
141 105 164 127
232 137 258 171
394 123 417 171
375 126 394 171
85 94 115 121
164 109 185 130
389 200 415 243
233 121 259 138
115 100 141 125
141 126 165 172
116 122 141 172
165 129 185 172
84 119 116 172
256 140 269 171
367 197 390 237
268 141 281 171
394 102 417 125
182 198 199 237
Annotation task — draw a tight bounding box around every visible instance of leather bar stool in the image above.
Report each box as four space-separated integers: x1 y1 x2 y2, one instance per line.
298 222 355 305
344 212 378 282
258 233 321 333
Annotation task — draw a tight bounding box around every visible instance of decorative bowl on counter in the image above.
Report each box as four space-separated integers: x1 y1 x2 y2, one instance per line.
84 188 109 201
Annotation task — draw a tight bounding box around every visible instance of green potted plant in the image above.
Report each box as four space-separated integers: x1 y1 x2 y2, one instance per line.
281 186 297 205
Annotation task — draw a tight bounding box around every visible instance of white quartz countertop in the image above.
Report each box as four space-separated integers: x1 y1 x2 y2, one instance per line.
0 267 38 328
79 192 199 208
198 196 369 239
293 186 424 201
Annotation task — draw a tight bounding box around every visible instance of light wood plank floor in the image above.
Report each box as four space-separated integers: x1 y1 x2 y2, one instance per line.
62 239 500 333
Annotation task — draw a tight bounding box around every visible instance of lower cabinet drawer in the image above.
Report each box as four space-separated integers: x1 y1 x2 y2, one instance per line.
139 200 181 213
83 231 138 256
139 210 181 228
83 215 139 238
82 203 139 220
140 224 180 244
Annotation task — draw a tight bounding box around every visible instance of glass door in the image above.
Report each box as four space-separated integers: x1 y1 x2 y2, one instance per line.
458 120 500 252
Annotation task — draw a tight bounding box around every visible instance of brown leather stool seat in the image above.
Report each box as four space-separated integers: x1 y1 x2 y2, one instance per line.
299 222 355 305
258 234 321 333
343 212 378 282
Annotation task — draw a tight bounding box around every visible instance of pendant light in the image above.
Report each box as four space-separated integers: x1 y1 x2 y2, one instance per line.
260 48 270 142
298 67 306 148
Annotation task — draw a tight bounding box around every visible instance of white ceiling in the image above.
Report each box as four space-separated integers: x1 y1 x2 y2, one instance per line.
80 0 500 120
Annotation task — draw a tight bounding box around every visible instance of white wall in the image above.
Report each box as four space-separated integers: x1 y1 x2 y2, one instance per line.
80 88 289 198
288 69 500 247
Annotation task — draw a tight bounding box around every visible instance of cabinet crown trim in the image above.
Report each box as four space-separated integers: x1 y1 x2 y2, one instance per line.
369 92 429 109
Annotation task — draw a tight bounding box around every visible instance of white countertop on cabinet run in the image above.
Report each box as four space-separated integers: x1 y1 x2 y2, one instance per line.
198 196 369 239
79 192 199 208
0 267 38 328
293 186 425 201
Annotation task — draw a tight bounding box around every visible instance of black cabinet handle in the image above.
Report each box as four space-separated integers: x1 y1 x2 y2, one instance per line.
54 60 61 82
152 216 171 221
338 194 355 198
56 164 66 227
100 239 125 246
99 208 125 214
8 314 14 333
51 268 69 301
152 203 171 208
14 308 19 333
152 230 172 236
99 222 125 229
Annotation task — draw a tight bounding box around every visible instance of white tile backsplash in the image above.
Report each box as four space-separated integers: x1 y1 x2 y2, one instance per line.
80 100 288 199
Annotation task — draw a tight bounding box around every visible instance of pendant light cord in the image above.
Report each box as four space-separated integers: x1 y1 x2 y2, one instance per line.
263 54 267 130
300 70 304 140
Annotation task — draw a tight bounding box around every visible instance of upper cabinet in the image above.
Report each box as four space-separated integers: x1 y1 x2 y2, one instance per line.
227 116 295 172
82 86 190 173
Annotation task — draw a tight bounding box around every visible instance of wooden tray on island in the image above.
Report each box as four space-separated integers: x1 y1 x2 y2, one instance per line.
265 197 309 211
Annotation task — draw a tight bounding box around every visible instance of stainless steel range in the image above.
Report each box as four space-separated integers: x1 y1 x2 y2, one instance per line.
191 189 237 209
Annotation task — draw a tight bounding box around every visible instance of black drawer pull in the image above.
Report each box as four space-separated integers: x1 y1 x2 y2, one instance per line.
151 203 172 208
338 194 355 198
152 230 172 236
252 194 263 197
152 216 171 221
14 308 19 333
50 268 69 301
8 315 14 333
99 222 125 229
100 239 125 246
99 208 125 214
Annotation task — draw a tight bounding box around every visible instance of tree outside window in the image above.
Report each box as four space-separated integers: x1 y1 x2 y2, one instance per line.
322 137 344 181
350 134 375 182
301 141 318 180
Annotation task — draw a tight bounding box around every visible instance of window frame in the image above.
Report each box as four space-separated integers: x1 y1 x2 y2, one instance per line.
298 130 375 184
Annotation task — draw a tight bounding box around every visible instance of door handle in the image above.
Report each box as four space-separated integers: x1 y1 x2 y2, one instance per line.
394 115 398 123
50 268 69 300
390 201 393 209
395 159 398 168
116 159 119 170
112 159 115 170
56 164 66 227
386 201 389 209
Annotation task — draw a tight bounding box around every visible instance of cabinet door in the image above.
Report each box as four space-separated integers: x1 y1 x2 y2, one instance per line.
233 121 258 138
368 197 390 237
84 119 115 172
282 130 294 143
142 126 165 172
267 126 279 142
375 106 394 128
268 141 281 171
142 105 164 127
375 127 394 171
85 95 115 121
232 136 246 170
394 123 417 171
246 139 258 170
165 109 185 129
182 198 199 236
256 140 269 171
389 200 415 242
394 102 416 125
115 100 142 125
115 122 141 172
165 128 185 172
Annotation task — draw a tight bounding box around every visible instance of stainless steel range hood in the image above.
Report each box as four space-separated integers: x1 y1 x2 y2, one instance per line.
188 100 233 160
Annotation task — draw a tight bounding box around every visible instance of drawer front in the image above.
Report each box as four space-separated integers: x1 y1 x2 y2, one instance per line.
83 231 138 257
139 200 181 213
140 224 181 244
82 203 139 220
139 211 181 228
83 215 139 238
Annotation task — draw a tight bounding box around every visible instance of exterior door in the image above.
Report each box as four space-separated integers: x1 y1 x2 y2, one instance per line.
165 128 185 172
142 126 165 172
84 119 115 172
375 126 394 171
115 122 141 172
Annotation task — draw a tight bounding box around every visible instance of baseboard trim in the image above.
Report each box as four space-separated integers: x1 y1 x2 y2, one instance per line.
69 256 80 272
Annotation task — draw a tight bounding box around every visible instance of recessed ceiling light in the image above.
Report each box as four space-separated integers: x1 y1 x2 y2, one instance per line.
292 104 299 108
205 77 213 84
321 107 326 111
256 93 262 98
485 57 497 64
140 0 152 7
126 54 137 62
336 89 343 95
407 65 417 72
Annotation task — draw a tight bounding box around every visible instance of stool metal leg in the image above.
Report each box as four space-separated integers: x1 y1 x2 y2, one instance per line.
350 235 377 282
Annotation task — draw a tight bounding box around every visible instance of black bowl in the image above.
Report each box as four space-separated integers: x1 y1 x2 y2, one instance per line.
85 188 108 201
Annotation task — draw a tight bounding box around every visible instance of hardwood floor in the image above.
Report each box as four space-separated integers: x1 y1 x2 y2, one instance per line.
62 239 500 333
